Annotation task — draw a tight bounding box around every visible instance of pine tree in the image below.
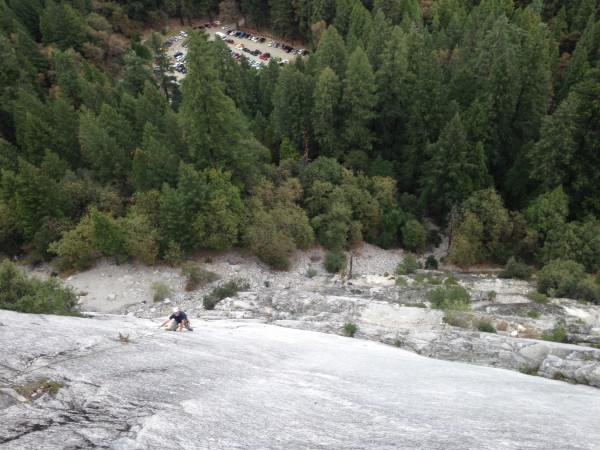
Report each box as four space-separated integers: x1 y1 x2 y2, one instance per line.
312 67 342 157
179 32 267 185
132 123 179 192
346 2 372 52
271 64 312 151
315 25 347 77
420 113 489 220
341 46 378 156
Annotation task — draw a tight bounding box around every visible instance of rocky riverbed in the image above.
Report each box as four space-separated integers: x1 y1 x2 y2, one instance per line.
26 243 600 387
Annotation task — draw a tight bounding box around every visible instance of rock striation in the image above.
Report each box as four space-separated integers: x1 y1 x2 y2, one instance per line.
1 310 600 449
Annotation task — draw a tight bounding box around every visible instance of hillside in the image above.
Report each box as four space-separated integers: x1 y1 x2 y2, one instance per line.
1 309 600 449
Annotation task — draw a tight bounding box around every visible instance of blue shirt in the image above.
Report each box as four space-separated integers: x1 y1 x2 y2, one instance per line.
169 311 188 323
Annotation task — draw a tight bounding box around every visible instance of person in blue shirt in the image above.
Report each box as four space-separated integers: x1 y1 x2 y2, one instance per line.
159 307 193 331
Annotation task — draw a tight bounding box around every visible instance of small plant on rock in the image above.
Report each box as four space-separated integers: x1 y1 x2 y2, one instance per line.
151 282 170 303
540 319 568 343
477 321 496 333
18 379 63 400
395 254 422 275
306 268 318 278
528 292 549 304
527 310 541 319
182 263 219 291
118 332 130 343
343 322 357 337
443 311 473 328
203 279 250 310
519 366 538 376
428 285 471 311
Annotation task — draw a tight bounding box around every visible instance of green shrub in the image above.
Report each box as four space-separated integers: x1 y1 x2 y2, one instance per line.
488 290 497 300
48 215 96 272
444 274 458 286
443 310 472 328
477 321 496 333
324 251 347 274
395 254 422 275
528 292 549 304
306 268 318 278
182 263 219 291
424 255 438 270
519 366 538 376
402 219 427 252
151 282 170 303
90 208 126 261
540 319 568 343
537 259 586 299
499 257 533 280
18 379 63 400
343 322 357 337
427 285 471 311
575 277 600 304
527 310 540 318
203 279 250 310
0 260 78 315
395 276 408 286
164 240 184 267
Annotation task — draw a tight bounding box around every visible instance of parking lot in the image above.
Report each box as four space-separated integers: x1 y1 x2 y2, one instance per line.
161 22 307 81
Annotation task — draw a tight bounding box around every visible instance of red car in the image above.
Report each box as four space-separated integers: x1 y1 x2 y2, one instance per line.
259 53 271 60
210 22 218 27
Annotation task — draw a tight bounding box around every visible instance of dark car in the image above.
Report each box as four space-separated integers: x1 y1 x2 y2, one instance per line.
242 47 251 53
251 49 261 56
259 37 266 43
204 23 211 28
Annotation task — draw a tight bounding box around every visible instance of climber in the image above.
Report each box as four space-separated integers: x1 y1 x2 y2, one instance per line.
159 307 193 331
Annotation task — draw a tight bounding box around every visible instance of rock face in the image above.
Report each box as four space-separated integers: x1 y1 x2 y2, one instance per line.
1 310 600 449
24 244 600 387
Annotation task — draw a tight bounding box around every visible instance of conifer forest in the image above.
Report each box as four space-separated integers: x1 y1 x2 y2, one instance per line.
0 0 599 302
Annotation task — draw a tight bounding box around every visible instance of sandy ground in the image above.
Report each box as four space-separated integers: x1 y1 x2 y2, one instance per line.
26 244 418 316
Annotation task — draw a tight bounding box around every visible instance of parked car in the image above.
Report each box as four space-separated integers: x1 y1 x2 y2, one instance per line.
204 23 211 28
225 38 234 44
251 49 261 56
210 22 218 27
259 37 266 43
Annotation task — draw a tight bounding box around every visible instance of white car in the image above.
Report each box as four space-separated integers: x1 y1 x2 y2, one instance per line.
267 41 274 46
215 20 221 25
221 25 230 29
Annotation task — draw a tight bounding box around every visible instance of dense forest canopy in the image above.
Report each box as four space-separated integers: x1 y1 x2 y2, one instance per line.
0 0 599 301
